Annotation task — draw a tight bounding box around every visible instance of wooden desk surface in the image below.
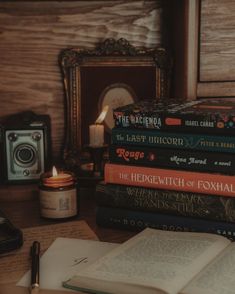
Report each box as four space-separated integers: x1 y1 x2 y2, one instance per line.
0 184 137 291
0 184 136 244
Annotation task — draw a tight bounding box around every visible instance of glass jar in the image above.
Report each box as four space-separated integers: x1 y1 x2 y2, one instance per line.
39 170 78 219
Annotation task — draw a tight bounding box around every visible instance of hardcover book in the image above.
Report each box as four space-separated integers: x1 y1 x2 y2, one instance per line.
109 144 235 173
113 98 235 134
64 227 235 294
96 206 235 240
111 127 235 153
104 163 235 197
96 182 235 222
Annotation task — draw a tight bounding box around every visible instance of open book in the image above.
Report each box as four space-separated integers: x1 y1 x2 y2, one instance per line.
63 228 235 294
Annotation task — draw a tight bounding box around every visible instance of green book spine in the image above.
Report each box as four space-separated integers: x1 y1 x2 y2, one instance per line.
96 182 235 223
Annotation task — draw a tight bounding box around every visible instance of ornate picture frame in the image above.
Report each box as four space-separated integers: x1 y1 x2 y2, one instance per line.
60 38 172 167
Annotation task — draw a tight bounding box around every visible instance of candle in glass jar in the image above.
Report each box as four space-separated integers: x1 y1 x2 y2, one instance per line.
39 166 78 219
89 124 104 146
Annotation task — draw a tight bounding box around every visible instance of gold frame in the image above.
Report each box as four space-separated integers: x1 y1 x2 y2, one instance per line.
60 38 172 167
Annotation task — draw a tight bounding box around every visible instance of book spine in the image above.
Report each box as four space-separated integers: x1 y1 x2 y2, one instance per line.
96 206 235 240
104 163 235 197
111 128 235 153
96 183 235 222
109 144 235 173
113 108 234 134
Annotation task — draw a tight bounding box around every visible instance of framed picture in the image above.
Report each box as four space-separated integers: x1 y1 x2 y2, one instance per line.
60 38 172 167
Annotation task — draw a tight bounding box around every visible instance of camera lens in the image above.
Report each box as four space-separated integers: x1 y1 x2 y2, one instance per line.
14 144 36 167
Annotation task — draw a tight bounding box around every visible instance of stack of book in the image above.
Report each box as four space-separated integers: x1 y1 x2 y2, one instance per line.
96 98 235 240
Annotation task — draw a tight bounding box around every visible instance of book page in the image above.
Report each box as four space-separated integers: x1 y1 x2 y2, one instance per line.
181 243 235 294
65 228 230 294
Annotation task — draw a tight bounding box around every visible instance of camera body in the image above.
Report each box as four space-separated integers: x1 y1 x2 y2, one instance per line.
0 111 51 183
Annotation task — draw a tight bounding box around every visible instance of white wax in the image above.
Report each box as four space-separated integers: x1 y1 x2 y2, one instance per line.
89 124 104 146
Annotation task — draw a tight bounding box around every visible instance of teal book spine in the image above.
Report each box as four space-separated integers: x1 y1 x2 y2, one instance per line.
111 128 235 153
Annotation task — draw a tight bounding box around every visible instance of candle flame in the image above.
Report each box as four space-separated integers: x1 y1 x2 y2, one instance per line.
52 166 58 177
95 105 109 124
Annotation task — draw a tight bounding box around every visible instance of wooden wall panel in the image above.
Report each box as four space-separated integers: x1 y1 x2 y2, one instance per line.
200 0 235 82
184 0 235 98
0 1 163 160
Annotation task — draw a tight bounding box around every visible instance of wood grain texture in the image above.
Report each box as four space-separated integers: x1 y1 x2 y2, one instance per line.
0 185 136 243
197 81 235 97
200 0 235 82
0 1 162 160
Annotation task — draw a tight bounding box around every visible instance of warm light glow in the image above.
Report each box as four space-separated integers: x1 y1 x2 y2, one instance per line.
52 166 58 177
95 105 109 124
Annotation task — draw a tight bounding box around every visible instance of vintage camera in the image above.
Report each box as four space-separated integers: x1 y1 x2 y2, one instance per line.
0 111 51 183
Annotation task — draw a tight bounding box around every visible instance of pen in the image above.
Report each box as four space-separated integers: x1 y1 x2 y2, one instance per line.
30 241 40 293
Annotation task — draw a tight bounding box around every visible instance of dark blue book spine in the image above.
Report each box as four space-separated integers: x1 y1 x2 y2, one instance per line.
96 206 235 240
111 128 235 153
109 144 235 173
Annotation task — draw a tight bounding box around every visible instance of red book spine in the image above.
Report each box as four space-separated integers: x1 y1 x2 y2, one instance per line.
104 163 235 197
